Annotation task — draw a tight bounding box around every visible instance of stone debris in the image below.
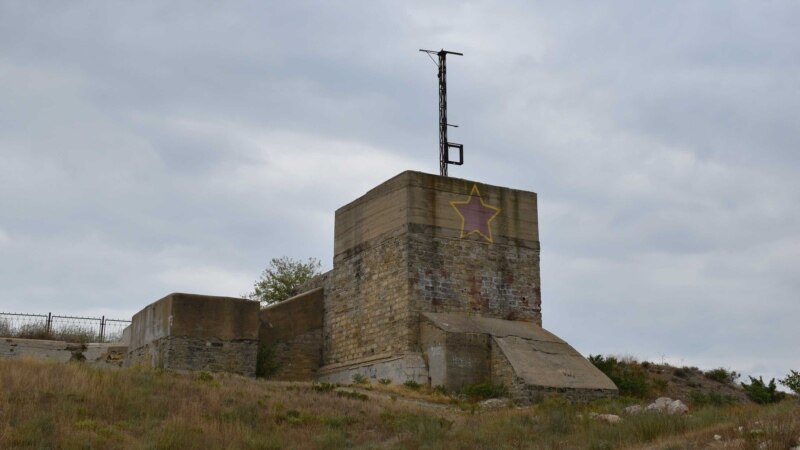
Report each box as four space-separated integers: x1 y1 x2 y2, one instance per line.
479 398 510 410
588 412 623 424
667 399 688 415
642 397 689 415
645 397 673 412
624 404 643 415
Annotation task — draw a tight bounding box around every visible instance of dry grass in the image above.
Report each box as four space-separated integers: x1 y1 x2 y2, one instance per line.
0 358 797 450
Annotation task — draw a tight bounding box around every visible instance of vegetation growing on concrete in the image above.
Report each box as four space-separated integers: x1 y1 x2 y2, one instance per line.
2 358 798 449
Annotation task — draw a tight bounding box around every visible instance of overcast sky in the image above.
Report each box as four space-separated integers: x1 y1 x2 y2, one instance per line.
1 1 798 382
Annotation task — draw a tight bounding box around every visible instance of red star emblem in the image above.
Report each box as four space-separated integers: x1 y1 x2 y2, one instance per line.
450 184 502 243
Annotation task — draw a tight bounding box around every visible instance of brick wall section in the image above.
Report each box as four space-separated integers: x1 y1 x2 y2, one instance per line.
127 336 256 376
266 329 322 380
324 228 412 365
168 336 256 376
408 224 541 325
259 289 324 380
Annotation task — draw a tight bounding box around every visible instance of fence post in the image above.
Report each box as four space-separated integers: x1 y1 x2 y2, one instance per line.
46 312 52 336
99 316 105 342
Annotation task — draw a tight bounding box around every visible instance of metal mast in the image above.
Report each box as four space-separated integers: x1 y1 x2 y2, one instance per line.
420 49 463 177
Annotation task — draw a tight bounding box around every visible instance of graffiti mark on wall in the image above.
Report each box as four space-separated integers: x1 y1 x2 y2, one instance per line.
450 184 501 243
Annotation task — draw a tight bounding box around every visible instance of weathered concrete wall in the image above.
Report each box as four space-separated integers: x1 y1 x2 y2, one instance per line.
405 172 541 332
316 353 428 385
420 316 490 391
126 293 259 376
1 338 127 368
259 288 324 380
321 171 541 382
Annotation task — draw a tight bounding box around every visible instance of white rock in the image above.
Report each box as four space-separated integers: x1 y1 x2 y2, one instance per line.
667 399 689 415
713 434 722 441
645 397 673 412
593 413 622 424
624 405 643 415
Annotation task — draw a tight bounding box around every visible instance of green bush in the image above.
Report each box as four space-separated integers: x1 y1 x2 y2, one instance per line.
588 355 650 398
312 383 336 392
779 370 800 396
741 376 785 404
689 390 737 406
403 380 422 390
336 390 368 401
461 382 508 401
351 373 368 385
378 378 391 385
652 378 668 393
704 367 740 385
672 367 689 379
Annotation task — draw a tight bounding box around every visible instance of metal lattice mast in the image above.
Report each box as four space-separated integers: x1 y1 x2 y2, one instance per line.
420 48 463 177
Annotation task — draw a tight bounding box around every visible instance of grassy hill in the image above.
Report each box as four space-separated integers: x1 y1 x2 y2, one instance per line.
0 358 797 449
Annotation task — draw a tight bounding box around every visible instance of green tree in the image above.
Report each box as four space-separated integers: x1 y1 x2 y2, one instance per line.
248 257 321 305
779 370 800 396
741 376 785 404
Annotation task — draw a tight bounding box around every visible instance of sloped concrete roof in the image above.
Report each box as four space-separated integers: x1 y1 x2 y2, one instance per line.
421 312 617 391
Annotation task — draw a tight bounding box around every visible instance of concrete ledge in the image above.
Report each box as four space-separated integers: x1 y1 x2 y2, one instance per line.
316 353 428 385
1 338 127 368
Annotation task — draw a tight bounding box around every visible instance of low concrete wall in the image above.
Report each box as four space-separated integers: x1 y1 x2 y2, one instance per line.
126 293 260 376
259 288 324 380
1 337 127 368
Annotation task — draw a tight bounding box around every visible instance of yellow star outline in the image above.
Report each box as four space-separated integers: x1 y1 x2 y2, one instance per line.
449 184 502 243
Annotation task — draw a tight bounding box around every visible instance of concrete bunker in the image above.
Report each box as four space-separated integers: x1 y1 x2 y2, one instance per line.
118 171 617 401
125 293 259 376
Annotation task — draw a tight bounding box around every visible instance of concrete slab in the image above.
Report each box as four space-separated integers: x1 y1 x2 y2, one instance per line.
421 312 617 394
493 336 617 390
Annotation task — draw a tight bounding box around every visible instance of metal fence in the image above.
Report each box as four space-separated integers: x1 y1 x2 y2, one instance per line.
0 312 130 343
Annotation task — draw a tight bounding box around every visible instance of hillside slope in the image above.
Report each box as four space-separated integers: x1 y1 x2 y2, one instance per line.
1 358 798 449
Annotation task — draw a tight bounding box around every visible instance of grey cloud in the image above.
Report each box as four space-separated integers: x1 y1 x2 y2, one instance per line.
0 1 798 383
